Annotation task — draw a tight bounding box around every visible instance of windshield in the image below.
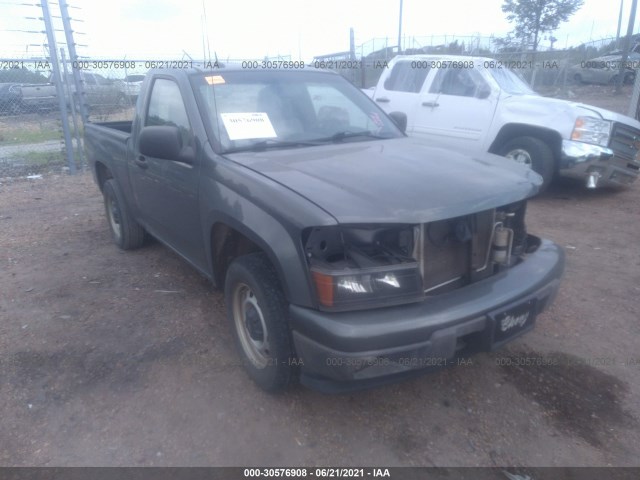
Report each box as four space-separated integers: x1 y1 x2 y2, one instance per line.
488 67 536 95
192 69 403 153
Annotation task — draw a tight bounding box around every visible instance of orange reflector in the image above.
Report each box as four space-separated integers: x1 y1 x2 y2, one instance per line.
312 271 334 307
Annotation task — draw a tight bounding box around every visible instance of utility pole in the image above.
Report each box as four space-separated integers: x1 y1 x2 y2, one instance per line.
616 0 638 94
397 0 403 55
617 0 625 48
41 0 76 174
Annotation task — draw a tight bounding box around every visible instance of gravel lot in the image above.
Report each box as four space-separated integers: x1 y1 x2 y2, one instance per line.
1 169 639 467
1 84 640 468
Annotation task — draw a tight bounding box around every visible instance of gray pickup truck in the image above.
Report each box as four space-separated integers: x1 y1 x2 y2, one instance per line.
85 67 564 393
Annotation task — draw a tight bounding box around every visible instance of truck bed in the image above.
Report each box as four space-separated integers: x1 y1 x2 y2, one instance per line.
84 121 132 176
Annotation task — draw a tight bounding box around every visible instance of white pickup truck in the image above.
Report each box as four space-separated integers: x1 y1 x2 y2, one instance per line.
365 55 640 189
18 82 57 111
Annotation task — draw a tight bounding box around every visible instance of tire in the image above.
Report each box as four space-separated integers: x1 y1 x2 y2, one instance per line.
624 72 635 85
573 73 583 84
498 136 555 192
102 179 145 250
224 252 296 392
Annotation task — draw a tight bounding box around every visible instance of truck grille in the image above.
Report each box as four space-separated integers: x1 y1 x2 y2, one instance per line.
422 210 494 295
609 122 640 162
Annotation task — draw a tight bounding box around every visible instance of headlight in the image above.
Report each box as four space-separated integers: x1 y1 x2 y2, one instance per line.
304 225 423 311
571 116 611 147
311 264 423 311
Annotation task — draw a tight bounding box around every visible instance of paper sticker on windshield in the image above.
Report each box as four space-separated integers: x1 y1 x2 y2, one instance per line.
221 112 277 140
205 75 225 85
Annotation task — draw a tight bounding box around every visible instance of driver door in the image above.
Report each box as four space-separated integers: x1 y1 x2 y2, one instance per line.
129 77 205 266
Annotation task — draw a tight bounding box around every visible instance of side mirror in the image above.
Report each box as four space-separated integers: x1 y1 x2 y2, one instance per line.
476 84 492 99
139 126 194 164
388 111 407 133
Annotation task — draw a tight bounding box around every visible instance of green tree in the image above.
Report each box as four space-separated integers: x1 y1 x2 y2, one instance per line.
502 0 584 52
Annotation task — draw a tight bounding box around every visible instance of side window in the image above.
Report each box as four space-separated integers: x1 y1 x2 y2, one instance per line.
146 78 192 148
84 75 97 85
429 68 488 98
384 61 429 93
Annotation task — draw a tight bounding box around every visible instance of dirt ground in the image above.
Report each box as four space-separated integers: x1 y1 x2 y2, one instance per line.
1 83 640 468
1 167 639 468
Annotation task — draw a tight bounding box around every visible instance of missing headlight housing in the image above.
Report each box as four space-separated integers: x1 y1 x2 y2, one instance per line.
304 225 423 311
304 203 533 312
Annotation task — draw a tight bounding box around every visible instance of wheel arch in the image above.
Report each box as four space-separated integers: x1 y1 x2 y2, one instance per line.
489 124 563 168
94 161 113 192
207 215 311 307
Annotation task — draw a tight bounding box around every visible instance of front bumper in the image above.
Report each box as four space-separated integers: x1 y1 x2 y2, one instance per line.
559 139 639 187
289 239 564 392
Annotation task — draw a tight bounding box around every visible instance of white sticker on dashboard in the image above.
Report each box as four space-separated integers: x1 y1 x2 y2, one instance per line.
221 112 277 140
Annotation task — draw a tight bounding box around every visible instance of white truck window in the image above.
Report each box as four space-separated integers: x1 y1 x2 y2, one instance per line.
384 61 430 93
429 68 487 98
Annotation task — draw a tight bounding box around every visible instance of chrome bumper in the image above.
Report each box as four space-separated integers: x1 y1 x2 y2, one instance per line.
559 139 639 188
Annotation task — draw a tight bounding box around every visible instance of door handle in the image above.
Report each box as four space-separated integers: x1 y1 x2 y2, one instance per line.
135 155 148 169
375 97 390 103
422 101 439 107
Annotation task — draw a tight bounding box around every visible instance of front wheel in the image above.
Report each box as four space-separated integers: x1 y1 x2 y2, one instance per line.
225 253 296 392
102 179 145 250
498 136 555 191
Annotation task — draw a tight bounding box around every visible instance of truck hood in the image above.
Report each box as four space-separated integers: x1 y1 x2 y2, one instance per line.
225 137 540 224
502 93 640 129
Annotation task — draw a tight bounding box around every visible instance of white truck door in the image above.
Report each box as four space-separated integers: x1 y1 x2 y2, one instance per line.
371 60 431 132
415 67 499 152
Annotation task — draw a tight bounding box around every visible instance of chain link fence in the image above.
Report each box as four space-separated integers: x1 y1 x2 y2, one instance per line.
3 33 640 180
0 56 86 179
322 35 640 91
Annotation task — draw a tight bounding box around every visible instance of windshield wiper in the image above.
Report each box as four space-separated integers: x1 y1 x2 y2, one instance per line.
223 138 319 154
223 131 390 153
312 130 388 143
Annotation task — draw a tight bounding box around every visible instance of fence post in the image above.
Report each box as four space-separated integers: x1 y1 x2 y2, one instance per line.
59 0 89 123
61 48 84 168
40 0 76 174
627 68 640 119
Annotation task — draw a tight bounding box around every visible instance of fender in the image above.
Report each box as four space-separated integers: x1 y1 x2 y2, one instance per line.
199 152 337 309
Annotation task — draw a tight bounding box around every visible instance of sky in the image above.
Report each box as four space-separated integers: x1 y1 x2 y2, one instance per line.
0 0 635 62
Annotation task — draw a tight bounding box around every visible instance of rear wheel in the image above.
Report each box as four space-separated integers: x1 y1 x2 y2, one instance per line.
225 253 296 392
498 136 555 191
103 179 145 250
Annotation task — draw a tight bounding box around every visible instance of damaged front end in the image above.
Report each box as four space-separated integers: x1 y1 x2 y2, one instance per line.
304 201 537 312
